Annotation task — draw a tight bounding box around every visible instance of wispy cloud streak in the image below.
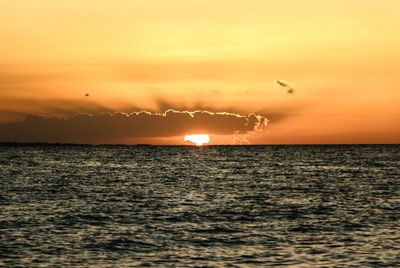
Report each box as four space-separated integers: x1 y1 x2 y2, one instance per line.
275 80 295 94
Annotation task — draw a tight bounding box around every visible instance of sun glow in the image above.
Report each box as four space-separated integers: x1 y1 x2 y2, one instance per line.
184 134 210 146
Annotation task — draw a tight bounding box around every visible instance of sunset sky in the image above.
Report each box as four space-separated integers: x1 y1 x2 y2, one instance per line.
1 0 399 144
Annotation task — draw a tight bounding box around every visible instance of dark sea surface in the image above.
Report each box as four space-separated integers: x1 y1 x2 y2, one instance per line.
1 144 399 267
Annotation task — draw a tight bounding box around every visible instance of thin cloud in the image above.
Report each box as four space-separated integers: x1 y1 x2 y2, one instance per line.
275 80 295 94
0 96 140 122
0 110 267 144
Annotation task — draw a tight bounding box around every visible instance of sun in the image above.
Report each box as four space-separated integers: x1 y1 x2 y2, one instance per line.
184 134 210 146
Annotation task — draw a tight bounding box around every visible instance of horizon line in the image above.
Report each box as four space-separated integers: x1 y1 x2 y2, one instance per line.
0 142 398 147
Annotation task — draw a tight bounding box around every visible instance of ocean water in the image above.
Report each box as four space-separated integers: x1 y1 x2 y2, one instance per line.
1 144 399 267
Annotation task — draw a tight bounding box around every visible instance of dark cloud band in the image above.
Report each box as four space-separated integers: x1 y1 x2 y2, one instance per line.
0 110 267 144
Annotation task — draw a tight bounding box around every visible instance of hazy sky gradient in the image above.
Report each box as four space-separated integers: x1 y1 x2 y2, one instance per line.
1 0 399 144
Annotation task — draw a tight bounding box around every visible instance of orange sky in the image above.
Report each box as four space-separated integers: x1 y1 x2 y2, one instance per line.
0 0 399 144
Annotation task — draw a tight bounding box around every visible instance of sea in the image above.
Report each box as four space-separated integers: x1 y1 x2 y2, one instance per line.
1 144 399 267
